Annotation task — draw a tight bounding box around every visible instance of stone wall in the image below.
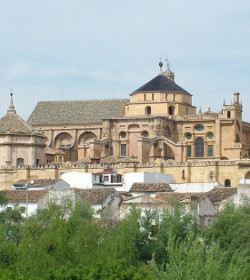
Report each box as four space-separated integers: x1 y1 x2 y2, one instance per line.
0 160 249 190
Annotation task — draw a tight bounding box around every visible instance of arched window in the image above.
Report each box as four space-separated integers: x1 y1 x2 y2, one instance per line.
195 137 204 157
225 179 231 187
17 158 24 166
146 106 151 115
168 106 175 115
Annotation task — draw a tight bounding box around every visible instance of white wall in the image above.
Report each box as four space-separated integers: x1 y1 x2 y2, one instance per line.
61 172 92 188
170 182 223 193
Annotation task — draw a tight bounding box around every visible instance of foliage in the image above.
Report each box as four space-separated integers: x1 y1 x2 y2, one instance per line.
0 197 249 279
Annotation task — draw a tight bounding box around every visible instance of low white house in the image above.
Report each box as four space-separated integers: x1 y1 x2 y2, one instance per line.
0 188 121 219
0 190 47 217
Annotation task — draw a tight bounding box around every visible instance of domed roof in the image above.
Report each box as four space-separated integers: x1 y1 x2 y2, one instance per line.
131 74 191 95
0 94 35 134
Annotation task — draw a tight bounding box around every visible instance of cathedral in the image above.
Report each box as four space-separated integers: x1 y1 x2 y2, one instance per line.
2 62 250 167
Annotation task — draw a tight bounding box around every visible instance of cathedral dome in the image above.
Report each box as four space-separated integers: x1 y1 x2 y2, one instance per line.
0 94 35 134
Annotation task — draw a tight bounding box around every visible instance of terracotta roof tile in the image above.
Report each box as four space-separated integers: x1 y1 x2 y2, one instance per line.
130 182 173 192
0 190 47 202
74 188 116 204
28 99 129 126
0 112 35 134
206 188 237 202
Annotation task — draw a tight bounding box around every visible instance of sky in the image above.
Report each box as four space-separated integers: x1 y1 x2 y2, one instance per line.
0 0 249 122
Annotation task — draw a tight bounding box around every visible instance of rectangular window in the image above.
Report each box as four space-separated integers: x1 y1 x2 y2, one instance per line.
121 144 126 156
187 145 192 157
166 94 168 100
152 93 154 101
208 145 214 157
144 94 146 101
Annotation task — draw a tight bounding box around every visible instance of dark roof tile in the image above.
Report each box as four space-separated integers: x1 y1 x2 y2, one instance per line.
131 74 190 95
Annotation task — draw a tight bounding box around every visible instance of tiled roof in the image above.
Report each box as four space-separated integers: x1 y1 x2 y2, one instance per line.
28 99 129 126
74 188 116 204
0 111 35 134
206 188 237 202
155 192 205 202
13 179 61 188
0 190 47 202
155 188 238 203
130 183 173 192
131 74 190 95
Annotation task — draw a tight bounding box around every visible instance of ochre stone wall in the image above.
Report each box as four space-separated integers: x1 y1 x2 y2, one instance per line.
0 160 249 190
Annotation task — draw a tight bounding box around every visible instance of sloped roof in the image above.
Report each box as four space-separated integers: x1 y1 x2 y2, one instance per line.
0 111 35 134
74 188 116 204
0 190 47 202
130 182 173 193
28 99 129 126
206 187 237 202
131 74 190 95
13 179 62 188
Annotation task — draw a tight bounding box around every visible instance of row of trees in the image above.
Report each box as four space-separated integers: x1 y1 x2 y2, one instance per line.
0 193 249 280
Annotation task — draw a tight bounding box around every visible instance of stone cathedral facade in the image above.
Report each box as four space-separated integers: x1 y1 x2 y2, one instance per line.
24 63 250 164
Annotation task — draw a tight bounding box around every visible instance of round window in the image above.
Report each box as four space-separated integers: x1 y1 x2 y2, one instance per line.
207 132 214 139
195 125 204 131
186 133 192 140
120 131 126 138
142 131 148 137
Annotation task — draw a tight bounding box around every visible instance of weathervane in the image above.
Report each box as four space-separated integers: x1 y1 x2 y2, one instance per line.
165 58 170 70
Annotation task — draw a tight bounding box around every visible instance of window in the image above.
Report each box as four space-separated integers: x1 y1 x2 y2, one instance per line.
173 94 176 101
187 146 192 157
166 94 168 100
142 131 148 137
168 106 175 115
186 133 192 140
195 125 204 131
195 137 204 157
208 145 213 157
16 158 24 166
225 179 231 187
152 93 154 101
227 111 231 118
121 144 126 156
207 132 214 139
144 94 146 101
146 106 151 115
120 131 126 138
